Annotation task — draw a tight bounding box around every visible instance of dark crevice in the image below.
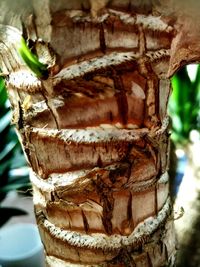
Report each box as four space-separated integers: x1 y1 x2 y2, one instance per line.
50 192 55 202
108 110 113 122
147 252 154 267
17 101 24 130
94 174 114 234
40 91 59 130
97 155 103 168
164 243 169 263
108 163 131 184
112 68 128 125
81 210 89 233
155 185 158 215
51 190 60 202
67 211 72 229
127 192 133 221
99 23 106 54
110 248 137 267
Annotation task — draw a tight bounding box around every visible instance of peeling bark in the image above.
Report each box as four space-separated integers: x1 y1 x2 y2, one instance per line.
1 0 200 266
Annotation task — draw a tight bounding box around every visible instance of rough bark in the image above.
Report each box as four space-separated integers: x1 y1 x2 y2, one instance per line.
1 1 200 266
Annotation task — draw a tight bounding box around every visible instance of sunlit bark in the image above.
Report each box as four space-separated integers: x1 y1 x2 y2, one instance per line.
1 0 200 266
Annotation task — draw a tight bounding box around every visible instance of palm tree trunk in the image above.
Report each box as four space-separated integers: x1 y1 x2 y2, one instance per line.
1 0 200 266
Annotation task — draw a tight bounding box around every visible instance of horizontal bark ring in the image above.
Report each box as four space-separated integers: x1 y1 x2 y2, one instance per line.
36 197 171 264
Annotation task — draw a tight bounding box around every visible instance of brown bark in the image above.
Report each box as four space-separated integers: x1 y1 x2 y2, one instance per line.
1 1 200 266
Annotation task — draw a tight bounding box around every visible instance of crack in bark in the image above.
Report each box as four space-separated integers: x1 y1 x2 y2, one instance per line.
40 91 59 129
147 252 153 267
164 243 169 262
95 174 114 235
127 192 133 222
17 101 24 130
111 248 137 267
137 25 161 128
99 23 106 53
81 210 89 233
112 68 128 126
155 185 158 215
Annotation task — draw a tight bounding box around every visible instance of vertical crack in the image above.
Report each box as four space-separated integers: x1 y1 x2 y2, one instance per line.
95 174 114 234
40 91 59 130
155 184 158 215
81 210 89 233
164 243 169 261
99 23 106 54
127 192 133 222
121 249 137 267
112 249 137 267
112 68 128 126
138 26 160 127
147 252 153 267
17 101 24 130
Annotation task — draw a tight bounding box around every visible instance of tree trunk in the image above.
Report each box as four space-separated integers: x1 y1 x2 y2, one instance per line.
1 1 200 266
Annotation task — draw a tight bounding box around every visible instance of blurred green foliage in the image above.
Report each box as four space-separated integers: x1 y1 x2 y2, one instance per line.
0 77 30 201
169 65 200 145
0 75 30 225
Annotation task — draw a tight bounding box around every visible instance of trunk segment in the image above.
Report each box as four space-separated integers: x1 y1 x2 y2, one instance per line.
1 0 200 266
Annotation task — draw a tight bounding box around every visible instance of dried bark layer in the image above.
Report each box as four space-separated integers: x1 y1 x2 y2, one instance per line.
3 0 199 265
42 215 176 267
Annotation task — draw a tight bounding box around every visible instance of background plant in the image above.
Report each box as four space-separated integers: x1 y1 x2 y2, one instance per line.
169 65 200 146
168 64 200 198
0 75 30 226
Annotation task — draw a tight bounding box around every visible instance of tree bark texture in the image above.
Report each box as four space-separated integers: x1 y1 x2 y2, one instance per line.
1 1 200 266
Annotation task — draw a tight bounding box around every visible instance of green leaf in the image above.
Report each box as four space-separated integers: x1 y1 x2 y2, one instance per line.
0 78 7 106
7 173 29 184
0 160 12 176
0 207 27 226
18 37 48 79
0 110 12 133
9 153 27 169
169 65 200 146
0 182 31 193
0 140 18 161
